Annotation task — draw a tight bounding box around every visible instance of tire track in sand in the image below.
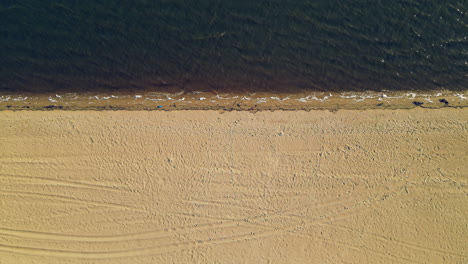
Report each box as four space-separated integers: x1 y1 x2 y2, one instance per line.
0 205 366 259
0 181 405 259
0 173 130 192
0 181 392 243
319 223 468 259
0 189 142 212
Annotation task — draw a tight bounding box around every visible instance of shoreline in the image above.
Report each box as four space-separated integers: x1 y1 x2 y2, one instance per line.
1 90 467 111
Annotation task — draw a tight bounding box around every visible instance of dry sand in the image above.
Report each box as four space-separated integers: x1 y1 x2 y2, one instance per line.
0 109 467 263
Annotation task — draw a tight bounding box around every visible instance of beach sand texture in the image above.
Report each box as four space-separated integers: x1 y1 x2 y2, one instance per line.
0 109 467 263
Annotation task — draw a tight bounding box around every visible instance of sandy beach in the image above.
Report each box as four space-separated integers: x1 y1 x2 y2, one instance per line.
0 108 466 263
2 1 467 263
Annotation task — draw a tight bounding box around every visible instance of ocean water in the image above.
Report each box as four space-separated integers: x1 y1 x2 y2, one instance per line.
1 0 467 93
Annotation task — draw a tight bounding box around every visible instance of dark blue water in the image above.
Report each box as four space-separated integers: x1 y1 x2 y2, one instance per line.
1 0 467 93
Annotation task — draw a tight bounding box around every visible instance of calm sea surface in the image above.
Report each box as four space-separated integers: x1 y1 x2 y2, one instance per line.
1 0 467 93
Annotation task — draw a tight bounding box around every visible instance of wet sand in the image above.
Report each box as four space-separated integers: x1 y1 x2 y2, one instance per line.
1 90 467 111
0 109 467 263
